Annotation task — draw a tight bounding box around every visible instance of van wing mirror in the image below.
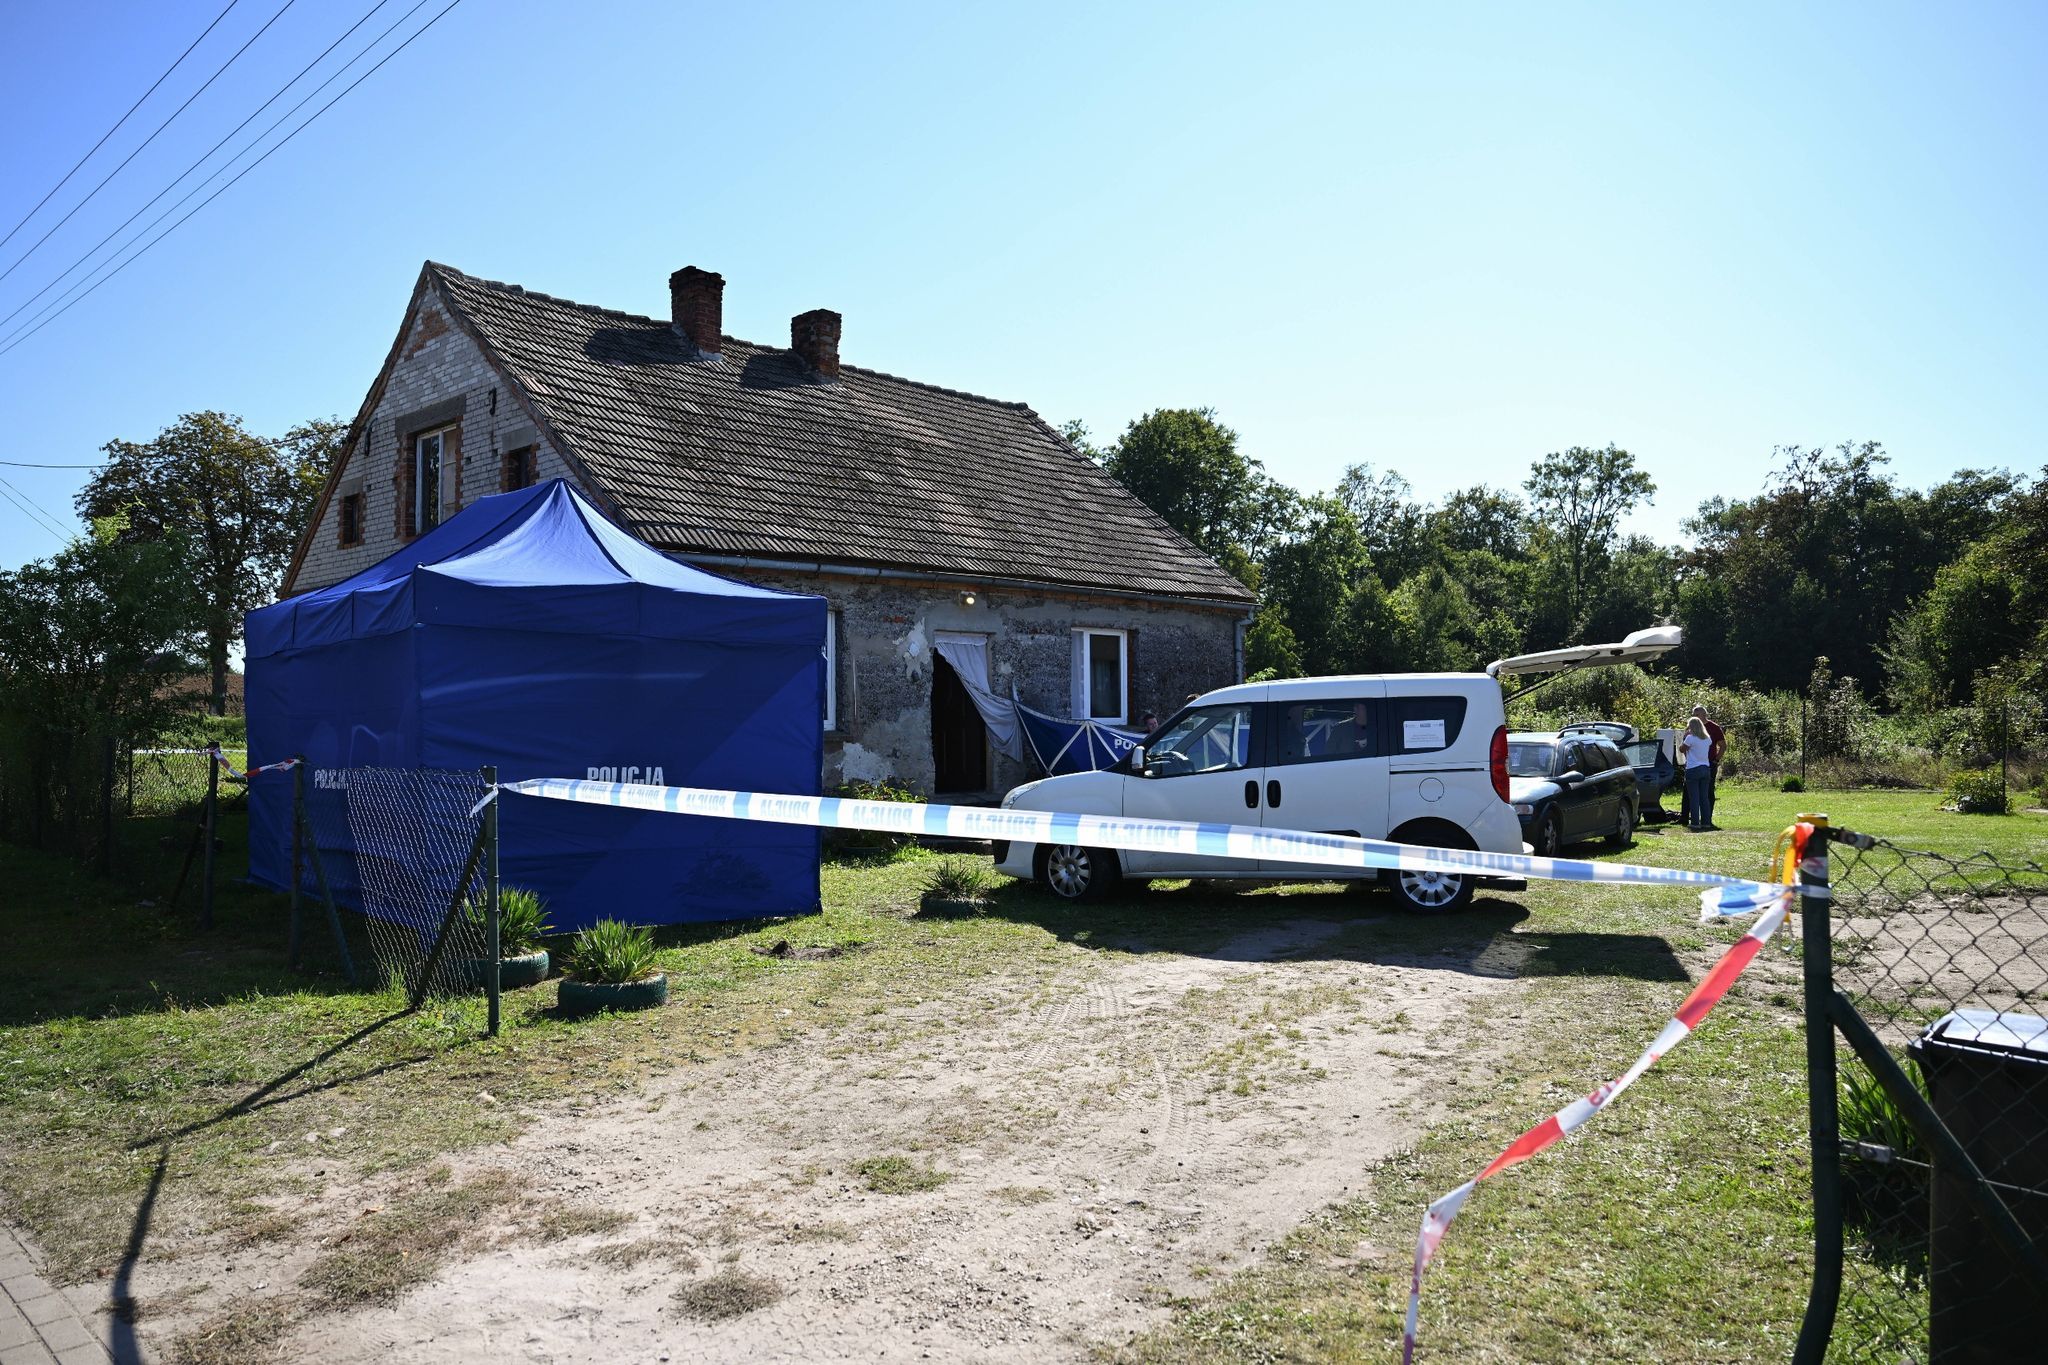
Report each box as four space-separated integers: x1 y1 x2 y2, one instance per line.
1129 745 1146 773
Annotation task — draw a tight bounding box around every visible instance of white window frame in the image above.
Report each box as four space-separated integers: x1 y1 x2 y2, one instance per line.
413 426 451 532
1072 627 1129 725
823 610 839 731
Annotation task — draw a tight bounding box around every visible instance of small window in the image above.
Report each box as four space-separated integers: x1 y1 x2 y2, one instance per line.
1559 741 1588 775
1143 704 1256 778
1275 699 1378 765
1389 696 1467 753
338 492 364 547
1073 628 1128 725
1579 743 1611 773
823 610 839 731
503 444 537 492
413 428 447 533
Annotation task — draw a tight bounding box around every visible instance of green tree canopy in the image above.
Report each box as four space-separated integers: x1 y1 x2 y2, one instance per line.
76 411 330 715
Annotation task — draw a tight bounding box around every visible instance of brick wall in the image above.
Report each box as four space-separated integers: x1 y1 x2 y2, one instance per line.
293 294 575 593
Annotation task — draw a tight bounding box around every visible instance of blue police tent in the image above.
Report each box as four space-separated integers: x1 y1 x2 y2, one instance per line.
244 478 824 930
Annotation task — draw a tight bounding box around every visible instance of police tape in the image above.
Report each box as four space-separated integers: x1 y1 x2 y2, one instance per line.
491 777 1798 914
1398 821 1816 1363
204 745 300 780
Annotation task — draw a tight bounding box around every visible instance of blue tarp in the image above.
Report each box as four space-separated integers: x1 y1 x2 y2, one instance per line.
245 479 825 930
1015 700 1143 776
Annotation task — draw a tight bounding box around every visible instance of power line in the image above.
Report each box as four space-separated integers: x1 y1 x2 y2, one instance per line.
0 0 299 287
0 0 465 361
0 0 396 336
0 474 73 541
0 459 103 469
0 0 243 257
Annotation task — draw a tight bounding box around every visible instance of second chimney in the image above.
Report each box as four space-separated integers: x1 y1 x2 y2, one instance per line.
669 266 723 355
791 308 841 380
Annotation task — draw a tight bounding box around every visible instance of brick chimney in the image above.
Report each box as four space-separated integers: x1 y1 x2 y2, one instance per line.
791 308 841 380
669 266 723 355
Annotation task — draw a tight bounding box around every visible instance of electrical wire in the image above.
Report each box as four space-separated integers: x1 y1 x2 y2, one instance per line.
0 0 396 336
0 0 463 360
0 474 74 541
0 459 103 469
0 0 243 257
0 0 299 286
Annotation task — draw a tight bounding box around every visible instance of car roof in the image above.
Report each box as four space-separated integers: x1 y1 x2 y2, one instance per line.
1201 672 1499 705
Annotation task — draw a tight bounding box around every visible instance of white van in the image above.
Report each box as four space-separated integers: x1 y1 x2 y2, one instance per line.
993 673 1525 913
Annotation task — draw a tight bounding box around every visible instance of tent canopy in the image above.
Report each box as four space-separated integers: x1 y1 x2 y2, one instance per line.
245 479 826 930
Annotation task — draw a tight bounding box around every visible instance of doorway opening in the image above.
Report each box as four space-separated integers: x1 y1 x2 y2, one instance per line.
931 655 989 793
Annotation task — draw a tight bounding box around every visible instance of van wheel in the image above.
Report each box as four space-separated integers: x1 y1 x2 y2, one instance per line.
1607 800 1636 848
1388 866 1474 914
1038 844 1121 902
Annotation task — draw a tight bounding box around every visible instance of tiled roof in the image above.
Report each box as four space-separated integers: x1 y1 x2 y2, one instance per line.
427 264 1252 604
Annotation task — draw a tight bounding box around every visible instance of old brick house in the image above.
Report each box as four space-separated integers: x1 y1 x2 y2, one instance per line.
282 262 1253 796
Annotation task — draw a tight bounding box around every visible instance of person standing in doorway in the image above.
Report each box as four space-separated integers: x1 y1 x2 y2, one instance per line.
1693 704 1725 828
1679 716 1714 831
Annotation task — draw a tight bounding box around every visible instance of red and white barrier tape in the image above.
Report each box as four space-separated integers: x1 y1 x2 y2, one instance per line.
1400 822 1815 1362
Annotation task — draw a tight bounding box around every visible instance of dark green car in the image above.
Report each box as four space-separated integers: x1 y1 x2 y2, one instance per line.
1505 731 1640 857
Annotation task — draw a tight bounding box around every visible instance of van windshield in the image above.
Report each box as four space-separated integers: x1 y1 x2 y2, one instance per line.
1505 742 1555 778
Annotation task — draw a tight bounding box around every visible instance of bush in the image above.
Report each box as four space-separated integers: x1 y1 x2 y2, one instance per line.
1946 767 2009 814
566 919 661 983
1780 776 1805 793
833 777 919 803
464 886 553 956
922 858 993 904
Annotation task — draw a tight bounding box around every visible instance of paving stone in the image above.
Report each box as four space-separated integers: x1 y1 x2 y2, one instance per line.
0 1284 46 1313
0 1338 58 1365
30 1319 91 1355
13 1301 65 1331
0 1313 38 1351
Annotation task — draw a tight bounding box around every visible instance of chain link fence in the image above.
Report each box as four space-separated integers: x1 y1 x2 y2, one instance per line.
299 765 497 1010
1806 832 2048 1362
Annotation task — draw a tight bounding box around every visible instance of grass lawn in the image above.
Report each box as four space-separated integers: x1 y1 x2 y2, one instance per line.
0 784 2039 1361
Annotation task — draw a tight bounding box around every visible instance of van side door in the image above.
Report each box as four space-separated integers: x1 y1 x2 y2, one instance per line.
1258 685 1389 875
1121 694 1265 875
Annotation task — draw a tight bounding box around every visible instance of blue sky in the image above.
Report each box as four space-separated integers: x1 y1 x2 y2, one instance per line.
2 0 2042 567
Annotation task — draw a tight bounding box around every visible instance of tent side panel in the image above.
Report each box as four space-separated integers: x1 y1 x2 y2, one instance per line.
416 621 823 930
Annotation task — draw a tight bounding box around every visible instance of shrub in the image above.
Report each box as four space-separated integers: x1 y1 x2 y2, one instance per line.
566 919 661 983
1946 767 2009 815
833 777 919 803
466 886 552 956
1780 776 1805 793
1840 1056 1926 1161
923 858 992 903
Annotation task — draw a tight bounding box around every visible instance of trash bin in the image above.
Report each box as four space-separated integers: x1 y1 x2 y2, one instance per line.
1907 1009 2048 1365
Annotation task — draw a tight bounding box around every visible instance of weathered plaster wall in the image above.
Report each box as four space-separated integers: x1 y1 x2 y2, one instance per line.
294 291 574 593
733 568 1242 796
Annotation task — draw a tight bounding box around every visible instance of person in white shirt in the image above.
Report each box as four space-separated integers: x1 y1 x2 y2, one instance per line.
1679 715 1715 831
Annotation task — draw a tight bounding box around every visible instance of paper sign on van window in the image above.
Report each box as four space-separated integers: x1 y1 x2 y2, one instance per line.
1402 718 1447 750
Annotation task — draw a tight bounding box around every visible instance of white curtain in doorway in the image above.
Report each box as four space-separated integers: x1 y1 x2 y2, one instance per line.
933 632 1022 760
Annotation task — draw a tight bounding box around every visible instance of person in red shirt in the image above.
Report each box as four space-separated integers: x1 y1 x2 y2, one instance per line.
1692 704 1725 828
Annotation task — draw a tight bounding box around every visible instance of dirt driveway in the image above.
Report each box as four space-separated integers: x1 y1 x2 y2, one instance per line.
150 912 1532 1363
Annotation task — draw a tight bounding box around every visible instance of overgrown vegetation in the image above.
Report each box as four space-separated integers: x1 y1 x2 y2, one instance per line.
468 886 553 955
853 1153 952 1193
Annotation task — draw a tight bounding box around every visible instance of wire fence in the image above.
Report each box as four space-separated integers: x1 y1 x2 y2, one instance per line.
300 764 497 1007
1810 833 2048 1362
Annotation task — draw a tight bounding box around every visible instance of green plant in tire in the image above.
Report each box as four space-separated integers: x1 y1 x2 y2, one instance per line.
491 887 552 955
567 919 662 984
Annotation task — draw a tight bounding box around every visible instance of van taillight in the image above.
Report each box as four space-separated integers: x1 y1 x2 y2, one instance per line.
1489 725 1510 803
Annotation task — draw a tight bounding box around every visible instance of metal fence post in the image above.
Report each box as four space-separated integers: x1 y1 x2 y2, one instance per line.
98 735 114 876
288 760 305 970
200 750 218 932
483 765 500 1038
1794 815 1842 1365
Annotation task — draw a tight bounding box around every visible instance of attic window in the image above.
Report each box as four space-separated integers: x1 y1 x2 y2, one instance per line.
413 427 449 532
338 492 364 547
503 444 537 492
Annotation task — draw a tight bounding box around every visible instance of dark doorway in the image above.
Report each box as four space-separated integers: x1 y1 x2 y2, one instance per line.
932 656 988 793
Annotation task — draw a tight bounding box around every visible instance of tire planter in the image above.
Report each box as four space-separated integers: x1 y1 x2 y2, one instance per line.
558 973 668 1017
463 950 550 990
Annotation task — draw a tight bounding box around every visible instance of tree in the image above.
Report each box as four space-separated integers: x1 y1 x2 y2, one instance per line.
1523 444 1656 629
1243 604 1303 681
1335 463 1428 585
0 515 202 843
1430 485 1526 559
76 411 331 715
1258 495 1371 676
1099 408 1270 575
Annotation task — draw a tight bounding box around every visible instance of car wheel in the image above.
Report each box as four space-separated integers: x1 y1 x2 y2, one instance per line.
1607 800 1636 848
1037 844 1121 902
1533 808 1562 859
1389 864 1474 914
